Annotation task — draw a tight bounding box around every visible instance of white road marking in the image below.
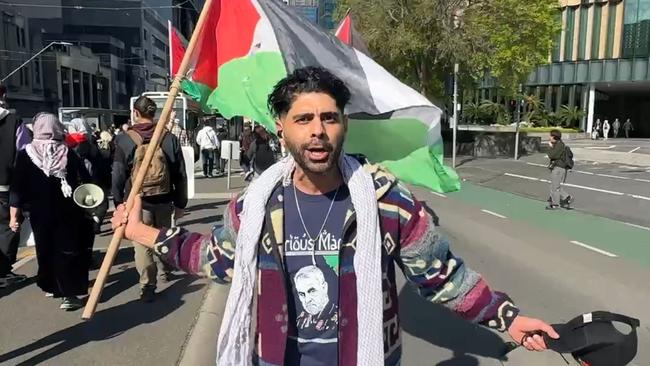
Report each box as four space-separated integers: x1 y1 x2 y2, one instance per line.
597 174 630 180
631 194 650 201
570 241 618 258
623 222 650 231
562 182 624 195
481 209 507 219
12 255 35 271
584 145 616 150
525 162 547 168
628 147 641 153
431 192 447 198
635 178 650 183
574 171 595 175
504 173 541 181
505 172 650 199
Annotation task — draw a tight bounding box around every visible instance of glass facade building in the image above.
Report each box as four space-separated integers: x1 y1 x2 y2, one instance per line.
482 0 650 137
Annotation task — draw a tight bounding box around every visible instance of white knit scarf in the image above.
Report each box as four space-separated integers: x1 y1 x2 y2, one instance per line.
216 154 384 366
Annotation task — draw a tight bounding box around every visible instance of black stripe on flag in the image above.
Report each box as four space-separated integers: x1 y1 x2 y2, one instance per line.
258 0 379 115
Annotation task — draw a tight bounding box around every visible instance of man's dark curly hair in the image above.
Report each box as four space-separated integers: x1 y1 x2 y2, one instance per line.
267 66 351 118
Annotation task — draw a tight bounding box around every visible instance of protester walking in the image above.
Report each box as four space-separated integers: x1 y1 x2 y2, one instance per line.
591 118 600 140
9 113 94 310
602 119 610 141
113 67 558 365
0 84 27 289
546 129 573 210
612 118 620 138
195 121 220 178
245 124 277 180
623 118 634 138
239 124 254 174
112 96 187 303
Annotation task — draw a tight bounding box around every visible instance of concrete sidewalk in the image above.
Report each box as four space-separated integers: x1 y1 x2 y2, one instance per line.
1 170 238 366
572 147 650 167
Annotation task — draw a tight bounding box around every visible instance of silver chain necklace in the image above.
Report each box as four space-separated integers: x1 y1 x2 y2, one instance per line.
293 183 341 266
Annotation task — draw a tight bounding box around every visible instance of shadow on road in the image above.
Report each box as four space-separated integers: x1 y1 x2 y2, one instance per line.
398 285 509 366
0 277 202 366
0 276 37 299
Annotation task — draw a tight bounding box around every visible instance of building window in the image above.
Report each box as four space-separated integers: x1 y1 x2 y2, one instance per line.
552 12 562 61
61 67 71 106
623 0 650 58
33 58 41 86
73 70 81 106
83 72 91 107
592 5 603 59
144 28 148 41
564 7 576 60
606 2 618 58
578 6 589 60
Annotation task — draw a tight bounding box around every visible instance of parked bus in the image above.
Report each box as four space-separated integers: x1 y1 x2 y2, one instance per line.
130 92 203 140
58 107 130 131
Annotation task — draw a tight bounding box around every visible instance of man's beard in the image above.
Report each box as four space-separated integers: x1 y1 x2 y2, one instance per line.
286 138 344 174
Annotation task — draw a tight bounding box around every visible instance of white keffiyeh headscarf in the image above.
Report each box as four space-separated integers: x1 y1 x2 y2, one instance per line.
25 113 72 197
217 153 384 366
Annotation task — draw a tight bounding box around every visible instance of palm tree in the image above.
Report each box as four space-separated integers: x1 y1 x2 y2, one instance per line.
462 102 481 124
479 100 509 125
557 105 585 128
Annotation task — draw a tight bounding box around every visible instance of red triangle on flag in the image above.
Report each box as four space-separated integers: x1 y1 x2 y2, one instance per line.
168 20 186 77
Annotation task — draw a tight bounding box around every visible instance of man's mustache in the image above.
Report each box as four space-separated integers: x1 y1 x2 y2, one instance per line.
301 140 334 151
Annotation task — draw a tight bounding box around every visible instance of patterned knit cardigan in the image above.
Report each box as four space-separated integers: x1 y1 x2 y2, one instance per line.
154 163 519 366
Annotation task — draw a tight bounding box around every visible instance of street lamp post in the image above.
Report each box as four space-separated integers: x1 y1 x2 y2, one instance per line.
452 63 459 168
1 41 73 83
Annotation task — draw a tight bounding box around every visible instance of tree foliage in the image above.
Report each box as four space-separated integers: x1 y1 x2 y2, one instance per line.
335 0 561 99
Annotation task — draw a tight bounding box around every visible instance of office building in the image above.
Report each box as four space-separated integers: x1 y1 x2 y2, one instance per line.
481 0 650 137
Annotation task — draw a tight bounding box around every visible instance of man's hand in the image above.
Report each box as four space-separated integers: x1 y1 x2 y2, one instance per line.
548 140 554 147
507 315 559 351
9 216 20 232
111 195 144 241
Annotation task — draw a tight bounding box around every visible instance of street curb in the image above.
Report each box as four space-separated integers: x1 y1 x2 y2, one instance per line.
178 282 230 366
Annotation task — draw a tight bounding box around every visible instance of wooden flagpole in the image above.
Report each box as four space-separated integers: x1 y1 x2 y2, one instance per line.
82 0 215 320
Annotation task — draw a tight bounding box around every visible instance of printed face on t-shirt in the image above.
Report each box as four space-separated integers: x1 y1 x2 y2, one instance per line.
295 265 329 315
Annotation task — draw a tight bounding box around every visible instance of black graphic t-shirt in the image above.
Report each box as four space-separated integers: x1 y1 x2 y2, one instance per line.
283 184 351 366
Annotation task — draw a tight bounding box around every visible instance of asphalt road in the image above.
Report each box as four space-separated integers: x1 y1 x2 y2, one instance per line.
1 164 648 365
455 155 650 229
401 185 650 366
567 138 650 155
0 173 234 366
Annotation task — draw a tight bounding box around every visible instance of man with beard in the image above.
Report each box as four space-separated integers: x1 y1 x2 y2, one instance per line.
113 67 558 365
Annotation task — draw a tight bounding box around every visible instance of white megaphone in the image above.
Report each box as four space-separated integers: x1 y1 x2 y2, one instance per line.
73 183 105 223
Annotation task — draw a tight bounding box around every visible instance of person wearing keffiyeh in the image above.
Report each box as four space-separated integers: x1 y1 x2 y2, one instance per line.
113 67 559 365
9 113 94 311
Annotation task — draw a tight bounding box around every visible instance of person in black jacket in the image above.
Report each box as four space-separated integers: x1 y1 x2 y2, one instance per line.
546 129 573 210
246 125 277 180
0 85 27 288
112 96 187 302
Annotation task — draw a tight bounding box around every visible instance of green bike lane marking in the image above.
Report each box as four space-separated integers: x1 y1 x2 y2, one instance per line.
447 182 650 267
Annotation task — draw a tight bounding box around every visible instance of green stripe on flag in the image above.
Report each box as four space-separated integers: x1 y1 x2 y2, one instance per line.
207 51 287 133
180 79 213 113
382 143 460 193
345 118 459 193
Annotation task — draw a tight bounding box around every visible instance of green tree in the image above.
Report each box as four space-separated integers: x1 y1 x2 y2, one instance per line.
557 105 585 128
335 0 560 99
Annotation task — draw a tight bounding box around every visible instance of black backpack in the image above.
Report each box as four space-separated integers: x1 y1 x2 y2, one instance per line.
564 146 575 170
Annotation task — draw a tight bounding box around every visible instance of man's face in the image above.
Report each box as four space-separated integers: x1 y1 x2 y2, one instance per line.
295 273 329 315
279 92 347 174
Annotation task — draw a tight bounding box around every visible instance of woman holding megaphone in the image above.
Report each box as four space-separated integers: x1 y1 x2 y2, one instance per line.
8 113 95 311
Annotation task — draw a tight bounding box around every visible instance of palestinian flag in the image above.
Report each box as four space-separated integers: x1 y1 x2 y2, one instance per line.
335 9 371 57
181 0 460 192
